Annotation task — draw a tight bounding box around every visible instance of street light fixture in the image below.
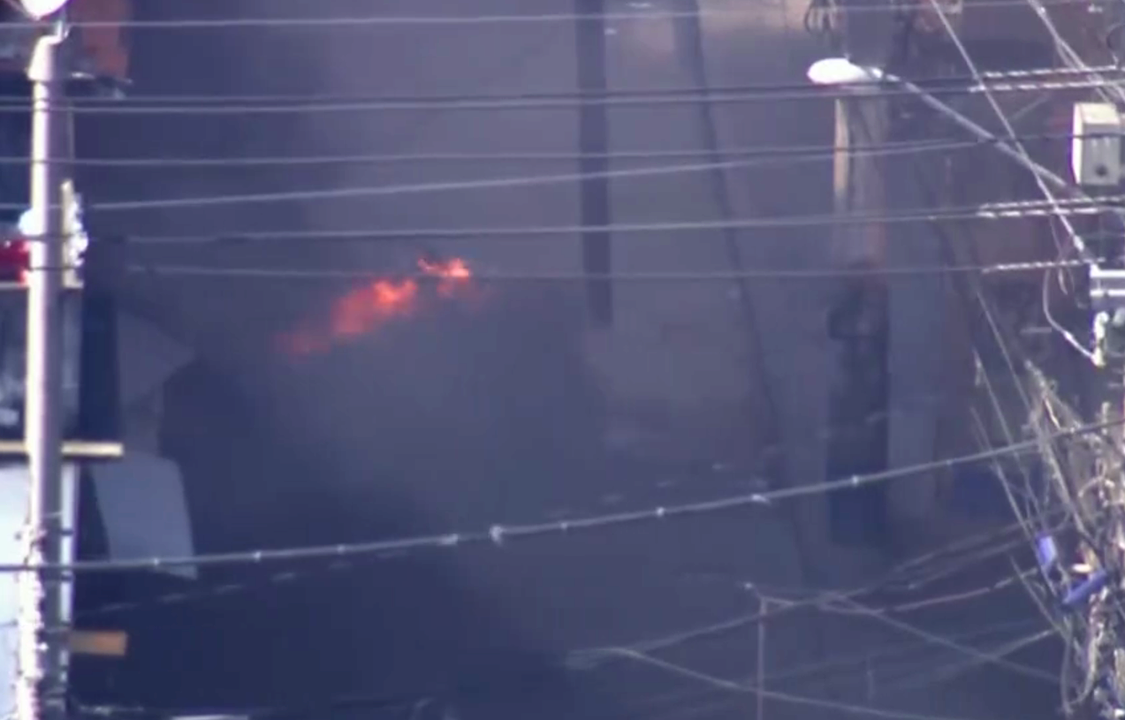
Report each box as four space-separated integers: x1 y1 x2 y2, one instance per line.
806 56 1074 194
17 0 69 21
806 57 884 87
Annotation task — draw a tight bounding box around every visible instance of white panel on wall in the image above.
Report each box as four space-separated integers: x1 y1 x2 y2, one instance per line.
90 453 196 580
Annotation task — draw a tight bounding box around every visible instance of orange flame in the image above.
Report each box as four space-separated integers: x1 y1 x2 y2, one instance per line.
279 255 477 357
418 256 473 299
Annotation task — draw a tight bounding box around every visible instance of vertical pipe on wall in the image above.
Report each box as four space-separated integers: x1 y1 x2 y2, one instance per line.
575 0 612 326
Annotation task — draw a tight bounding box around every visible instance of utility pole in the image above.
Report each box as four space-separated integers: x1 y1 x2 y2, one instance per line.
1056 101 1125 719
16 26 69 720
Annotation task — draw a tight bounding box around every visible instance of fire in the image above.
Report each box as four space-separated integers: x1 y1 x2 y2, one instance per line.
330 277 418 338
279 255 477 357
418 256 472 298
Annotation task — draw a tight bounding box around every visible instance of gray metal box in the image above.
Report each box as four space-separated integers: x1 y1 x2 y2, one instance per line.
1072 102 1122 187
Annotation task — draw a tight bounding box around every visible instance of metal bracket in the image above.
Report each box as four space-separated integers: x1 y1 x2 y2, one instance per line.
1087 265 1125 367
1089 265 1125 313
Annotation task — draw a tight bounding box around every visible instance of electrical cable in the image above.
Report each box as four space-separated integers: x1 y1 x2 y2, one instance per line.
102 201 1116 240
1021 0 1125 106
0 137 997 167
34 63 1125 105
25 416 1117 576
837 24 1097 650
75 150 1125 212
904 112 1058 530
58 401 1025 623
1107 21 1125 68
121 258 1096 282
31 75 1121 107
881 533 1061 593
72 645 1014 720
576 514 1066 666
747 560 1039 626
817 595 1055 682
1031 373 1125 716
832 567 1038 614
751 563 1039 611
72 620 1050 720
4 77 1116 115
759 618 1046 690
925 0 1085 267
736 73 1069 676
0 139 1001 167
893 95 1079 659
17 2 1094 29
570 647 1009 720
1042 224 1098 362
51 7 1115 714
670 6 823 671
11 130 1096 168
69 62 1125 106
975 296 1100 708
61 526 1039 715
875 628 1057 695
66 539 1051 720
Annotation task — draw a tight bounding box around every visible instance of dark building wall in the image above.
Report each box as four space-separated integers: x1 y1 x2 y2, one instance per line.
71 2 1065 720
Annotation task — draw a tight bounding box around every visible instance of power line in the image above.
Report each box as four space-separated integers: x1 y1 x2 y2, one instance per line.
6 134 1097 223
72 619 1048 720
821 596 1055 683
40 76 1125 108
11 1 1089 29
71 546 1048 716
56 399 997 623
582 516 1064 660
68 532 1035 626
4 416 1118 575
107 196 1121 238
926 0 1085 263
764 566 1039 614
0 129 1089 170
877 629 1057 695
61 137 985 167
911 13 1100 705
73 637 1016 720
59 534 1050 720
84 152 951 211
756 618 1045 689
571 648 1007 720
46 132 1079 169
73 151 1125 213
45 62 1122 106
0 150 888 212
123 258 1095 282
11 77 1117 115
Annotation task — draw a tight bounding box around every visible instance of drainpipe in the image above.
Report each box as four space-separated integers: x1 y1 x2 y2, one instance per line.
574 0 612 325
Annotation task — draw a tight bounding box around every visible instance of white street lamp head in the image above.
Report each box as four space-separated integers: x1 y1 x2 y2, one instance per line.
19 0 70 20
16 209 39 239
806 58 884 86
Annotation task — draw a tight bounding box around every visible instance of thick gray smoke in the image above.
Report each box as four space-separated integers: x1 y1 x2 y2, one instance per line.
73 1 613 717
